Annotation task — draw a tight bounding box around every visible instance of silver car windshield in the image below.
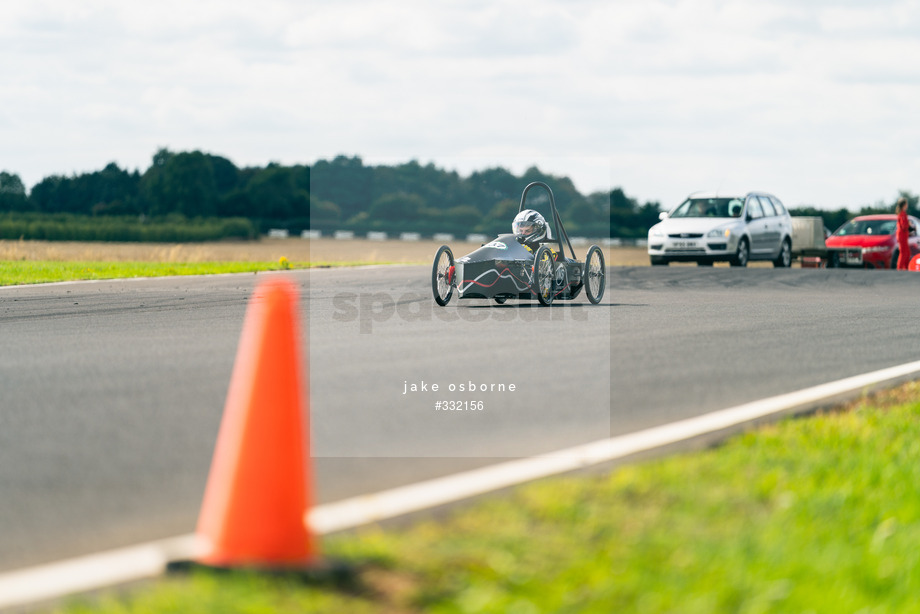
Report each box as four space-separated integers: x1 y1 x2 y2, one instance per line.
833 219 896 236
670 197 744 219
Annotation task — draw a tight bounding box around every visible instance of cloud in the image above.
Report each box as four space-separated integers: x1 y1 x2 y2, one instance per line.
2 0 920 210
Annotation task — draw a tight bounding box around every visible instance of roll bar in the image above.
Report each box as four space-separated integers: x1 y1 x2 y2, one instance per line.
518 181 576 260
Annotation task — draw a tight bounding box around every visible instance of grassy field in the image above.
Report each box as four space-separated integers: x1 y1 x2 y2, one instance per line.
0 237 642 266
0 239 304 263
51 382 920 613
0 238 650 285
0 239 305 285
0 237 778 286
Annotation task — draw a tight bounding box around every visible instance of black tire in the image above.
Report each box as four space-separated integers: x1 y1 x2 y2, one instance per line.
730 238 749 267
533 245 555 306
585 245 606 304
891 250 899 270
773 238 792 268
698 260 713 266
494 296 508 305
431 245 454 306
650 256 669 266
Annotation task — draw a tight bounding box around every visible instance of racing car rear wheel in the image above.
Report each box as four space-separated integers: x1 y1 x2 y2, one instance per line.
585 245 606 305
432 245 455 306
533 245 555 306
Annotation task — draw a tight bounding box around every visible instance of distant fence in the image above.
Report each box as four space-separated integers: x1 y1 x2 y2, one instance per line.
300 230 646 247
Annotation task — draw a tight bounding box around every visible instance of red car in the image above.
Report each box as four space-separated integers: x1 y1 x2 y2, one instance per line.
826 214 920 269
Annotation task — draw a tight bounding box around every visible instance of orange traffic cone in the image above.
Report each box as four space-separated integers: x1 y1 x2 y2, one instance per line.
195 276 317 568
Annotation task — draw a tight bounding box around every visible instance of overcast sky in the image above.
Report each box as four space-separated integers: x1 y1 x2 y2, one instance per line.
3 0 920 210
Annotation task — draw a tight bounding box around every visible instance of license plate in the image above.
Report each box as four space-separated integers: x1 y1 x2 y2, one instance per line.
842 250 862 264
672 241 698 248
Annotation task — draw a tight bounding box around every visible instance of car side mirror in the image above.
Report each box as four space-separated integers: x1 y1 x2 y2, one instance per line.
659 211 669 220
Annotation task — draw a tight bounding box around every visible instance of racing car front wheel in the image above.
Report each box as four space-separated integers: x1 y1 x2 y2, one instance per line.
585 245 606 304
533 245 556 306
432 245 455 306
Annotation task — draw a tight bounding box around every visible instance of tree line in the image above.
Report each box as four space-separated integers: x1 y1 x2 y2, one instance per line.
0 150 914 241
0 151 655 239
0 149 310 229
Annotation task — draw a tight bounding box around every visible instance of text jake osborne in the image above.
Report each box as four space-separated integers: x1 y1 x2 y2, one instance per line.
404 380 516 394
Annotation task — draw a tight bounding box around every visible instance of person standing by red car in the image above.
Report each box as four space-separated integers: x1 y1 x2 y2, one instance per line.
896 197 911 270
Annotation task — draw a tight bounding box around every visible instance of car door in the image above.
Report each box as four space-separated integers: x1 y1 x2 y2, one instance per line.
744 195 769 256
909 216 920 260
757 196 782 255
768 196 793 250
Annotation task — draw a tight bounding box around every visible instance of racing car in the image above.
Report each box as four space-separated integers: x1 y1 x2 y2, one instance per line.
431 181 606 306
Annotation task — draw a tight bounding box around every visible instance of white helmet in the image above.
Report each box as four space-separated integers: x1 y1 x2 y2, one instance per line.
512 209 547 245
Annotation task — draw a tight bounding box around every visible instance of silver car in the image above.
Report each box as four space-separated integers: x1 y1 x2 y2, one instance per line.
647 192 793 267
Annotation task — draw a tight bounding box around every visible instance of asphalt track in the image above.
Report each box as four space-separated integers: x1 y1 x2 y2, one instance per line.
1 265 919 575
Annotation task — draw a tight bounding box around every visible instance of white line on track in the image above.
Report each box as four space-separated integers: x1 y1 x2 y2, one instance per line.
3 359 920 611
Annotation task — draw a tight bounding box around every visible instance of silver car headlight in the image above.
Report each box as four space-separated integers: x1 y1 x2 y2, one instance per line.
649 227 665 238
706 226 732 239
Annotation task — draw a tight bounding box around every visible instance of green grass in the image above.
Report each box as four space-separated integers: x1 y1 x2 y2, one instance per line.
50 383 920 613
0 260 389 285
